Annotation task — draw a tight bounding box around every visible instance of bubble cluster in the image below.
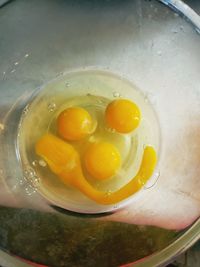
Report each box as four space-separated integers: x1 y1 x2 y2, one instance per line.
25 184 37 195
24 167 36 178
24 166 40 187
22 106 29 115
47 102 57 112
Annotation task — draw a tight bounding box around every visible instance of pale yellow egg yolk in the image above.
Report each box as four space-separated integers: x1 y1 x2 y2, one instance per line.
105 99 141 133
57 107 93 141
84 142 121 180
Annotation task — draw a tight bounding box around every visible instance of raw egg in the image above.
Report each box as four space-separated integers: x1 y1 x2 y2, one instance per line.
84 142 121 180
105 99 141 133
18 70 160 212
57 107 93 141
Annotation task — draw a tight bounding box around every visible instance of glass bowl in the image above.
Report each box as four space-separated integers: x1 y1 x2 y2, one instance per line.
0 0 199 266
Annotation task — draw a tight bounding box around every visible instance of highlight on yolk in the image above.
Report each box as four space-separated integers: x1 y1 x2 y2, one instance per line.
57 107 93 141
105 99 141 133
84 142 121 180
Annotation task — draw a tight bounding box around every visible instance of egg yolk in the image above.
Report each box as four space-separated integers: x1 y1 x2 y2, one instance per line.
84 142 121 180
57 107 93 141
35 134 157 205
105 99 141 133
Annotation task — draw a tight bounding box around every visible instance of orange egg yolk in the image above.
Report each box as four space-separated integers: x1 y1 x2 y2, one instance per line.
57 107 93 141
84 142 121 180
35 134 157 205
35 99 156 205
105 99 141 133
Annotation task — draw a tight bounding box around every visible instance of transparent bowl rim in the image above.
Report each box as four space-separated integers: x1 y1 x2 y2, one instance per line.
130 218 200 267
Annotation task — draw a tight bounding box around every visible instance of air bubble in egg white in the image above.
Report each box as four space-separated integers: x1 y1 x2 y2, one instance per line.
32 160 38 166
39 159 47 167
24 167 36 179
65 82 70 87
47 103 57 112
30 176 40 187
25 184 37 195
113 92 121 98
22 106 29 115
19 179 25 185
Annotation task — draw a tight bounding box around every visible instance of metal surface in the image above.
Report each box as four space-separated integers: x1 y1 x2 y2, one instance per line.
0 0 200 266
